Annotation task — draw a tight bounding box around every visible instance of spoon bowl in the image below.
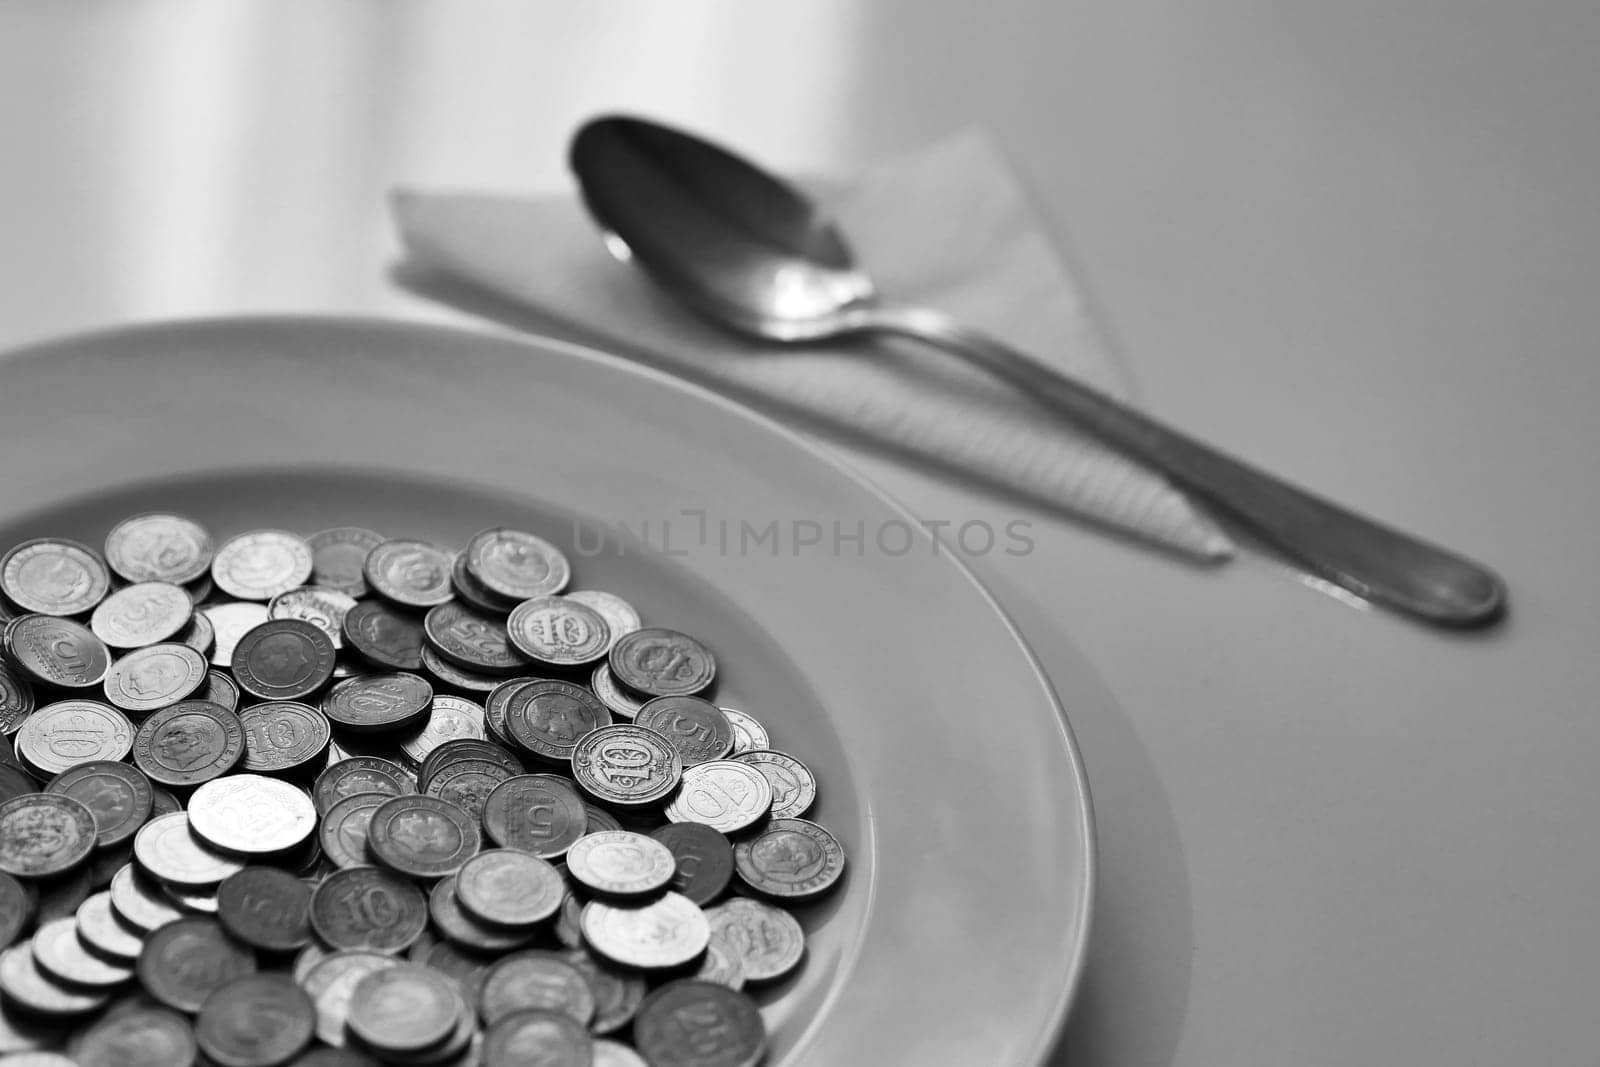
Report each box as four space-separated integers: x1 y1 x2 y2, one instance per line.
570 116 874 340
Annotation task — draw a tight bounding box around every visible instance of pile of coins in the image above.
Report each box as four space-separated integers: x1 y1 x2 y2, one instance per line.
0 517 846 1066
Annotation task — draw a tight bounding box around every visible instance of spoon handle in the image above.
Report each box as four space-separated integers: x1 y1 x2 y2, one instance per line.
857 305 1506 627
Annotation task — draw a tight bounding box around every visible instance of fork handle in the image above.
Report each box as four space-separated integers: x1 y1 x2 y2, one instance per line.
854 304 1506 627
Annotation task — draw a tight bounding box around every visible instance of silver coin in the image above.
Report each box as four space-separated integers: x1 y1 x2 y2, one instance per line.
565 949 648 1035
608 628 716 698
162 882 219 915
291 943 329 985
0 794 96 878
634 696 734 767
107 864 182 933
0 539 111 617
397 695 486 766
211 531 314 601
580 893 709 971
268 587 357 649
4 615 111 691
564 590 641 651
487 954 600 1035
32 916 132 988
15 700 134 777
663 760 773 835
732 817 846 901
0 660 35 736
178 609 215 657
74 891 144 963
633 980 766 1067
307 527 385 597
312 755 415 816
454 849 564 928
449 552 519 615
88 583 193 651
592 1039 651 1067
731 749 817 819
102 643 208 714
421 646 503 694
187 775 318 856
132 813 245 886
318 792 390 870
199 602 269 668
184 573 216 606
0 941 109 1017
703 897 804 983
570 725 682 809
591 664 645 720
364 540 455 608
104 514 214 586
464 528 570 600
346 965 461 1054
720 708 769 756
198 669 240 712
506 597 611 667
695 932 747 990
565 832 677 898
301 950 401 1048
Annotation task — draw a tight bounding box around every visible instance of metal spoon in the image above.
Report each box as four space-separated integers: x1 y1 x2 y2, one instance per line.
569 115 1506 628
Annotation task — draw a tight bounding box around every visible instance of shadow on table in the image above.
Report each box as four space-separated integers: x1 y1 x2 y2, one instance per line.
975 566 1195 1067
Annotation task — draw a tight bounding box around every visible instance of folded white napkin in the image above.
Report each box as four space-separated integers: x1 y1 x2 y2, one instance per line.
390 130 1232 560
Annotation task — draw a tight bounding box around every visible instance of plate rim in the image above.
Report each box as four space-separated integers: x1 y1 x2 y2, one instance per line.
0 312 1097 1059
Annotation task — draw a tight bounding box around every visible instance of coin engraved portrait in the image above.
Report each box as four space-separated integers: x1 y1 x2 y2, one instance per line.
252 632 316 684
228 543 296 586
151 715 219 769
124 652 184 696
19 554 90 601
357 614 412 654
390 810 463 855
748 829 826 882
436 774 496 816
527 694 590 742
76 779 135 823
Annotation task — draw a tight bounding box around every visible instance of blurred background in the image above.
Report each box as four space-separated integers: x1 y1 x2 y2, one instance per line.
2 3 1598 1064
4 0 1596 406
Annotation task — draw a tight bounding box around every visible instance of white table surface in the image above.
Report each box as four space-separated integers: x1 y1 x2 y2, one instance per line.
3 3 1596 1064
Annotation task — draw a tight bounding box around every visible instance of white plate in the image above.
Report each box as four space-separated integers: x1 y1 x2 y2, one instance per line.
0 317 1094 1064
